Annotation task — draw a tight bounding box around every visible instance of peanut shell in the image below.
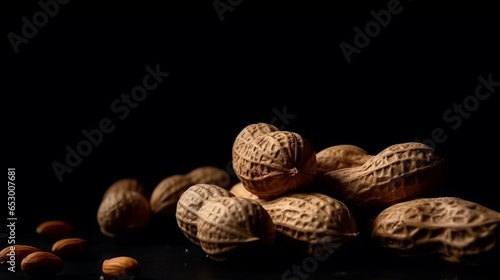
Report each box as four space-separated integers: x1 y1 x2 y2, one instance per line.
321 142 445 208
261 192 358 254
97 191 151 237
150 175 194 215
315 144 372 176
176 184 235 245
103 178 146 198
372 197 500 263
197 196 276 261
188 166 231 189
233 130 317 199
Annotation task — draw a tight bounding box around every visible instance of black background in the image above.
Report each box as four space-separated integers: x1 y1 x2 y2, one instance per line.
3 0 499 279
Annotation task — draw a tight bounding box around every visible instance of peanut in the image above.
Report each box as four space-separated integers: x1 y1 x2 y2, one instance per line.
97 190 151 237
150 166 231 215
371 197 500 264
189 165 231 188
150 175 193 215
231 122 279 197
315 144 372 176
175 183 234 245
320 142 445 209
260 192 358 254
232 130 317 199
231 122 279 164
102 178 146 198
197 196 276 261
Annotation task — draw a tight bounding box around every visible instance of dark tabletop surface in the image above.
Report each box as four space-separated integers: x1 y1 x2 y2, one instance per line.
2 216 499 280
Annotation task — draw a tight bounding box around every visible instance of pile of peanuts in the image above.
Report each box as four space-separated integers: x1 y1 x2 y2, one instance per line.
98 122 500 266
173 122 500 264
4 122 499 278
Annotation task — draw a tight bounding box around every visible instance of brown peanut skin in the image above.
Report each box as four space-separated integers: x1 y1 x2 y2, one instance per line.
260 192 358 254
320 142 445 209
233 130 317 199
315 144 372 176
371 197 500 264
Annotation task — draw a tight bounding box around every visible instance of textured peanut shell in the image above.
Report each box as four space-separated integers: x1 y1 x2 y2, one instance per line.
372 197 500 263
316 144 372 176
321 142 445 208
97 191 151 237
102 178 146 198
233 130 317 199
150 166 231 216
188 166 231 189
197 196 276 261
232 122 279 161
261 192 358 254
150 175 193 215
231 122 279 185
176 184 235 245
